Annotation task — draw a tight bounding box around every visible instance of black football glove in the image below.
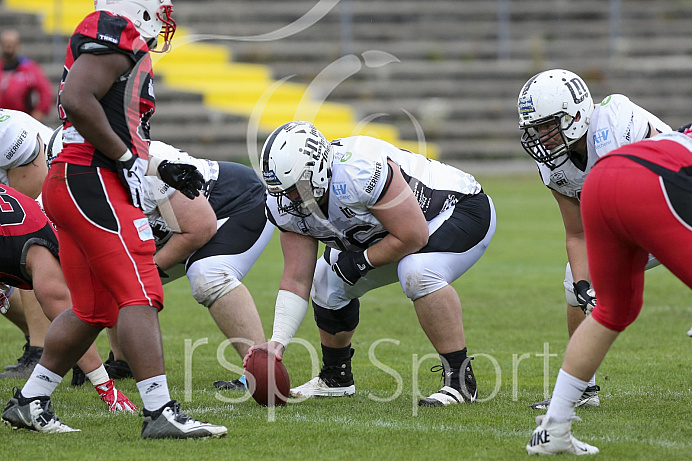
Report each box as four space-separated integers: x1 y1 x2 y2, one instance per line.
332 250 373 286
157 160 205 200
70 365 87 386
573 280 597 315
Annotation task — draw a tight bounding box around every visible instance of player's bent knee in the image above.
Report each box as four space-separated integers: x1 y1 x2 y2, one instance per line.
188 270 241 308
398 263 448 301
313 299 359 334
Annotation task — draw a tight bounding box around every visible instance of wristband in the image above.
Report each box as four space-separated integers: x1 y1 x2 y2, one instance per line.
117 149 133 162
270 290 309 348
363 248 374 268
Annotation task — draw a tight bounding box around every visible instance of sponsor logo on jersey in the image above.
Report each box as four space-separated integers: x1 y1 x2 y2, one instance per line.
518 95 536 115
441 194 459 212
0 115 10 122
332 182 350 199
340 151 352 162
262 169 282 186
134 217 154 241
551 170 569 187
6 129 28 160
593 128 611 149
364 161 382 194
97 33 119 44
600 95 612 106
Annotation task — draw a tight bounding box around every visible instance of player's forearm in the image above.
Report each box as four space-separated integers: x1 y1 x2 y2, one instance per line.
365 231 427 267
62 100 127 159
566 234 589 281
154 232 209 270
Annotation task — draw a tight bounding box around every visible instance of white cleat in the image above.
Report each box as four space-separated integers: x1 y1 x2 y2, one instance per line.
526 415 599 455
418 385 476 407
289 376 355 398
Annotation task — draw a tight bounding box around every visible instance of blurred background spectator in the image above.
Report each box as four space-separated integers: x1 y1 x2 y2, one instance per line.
0 28 54 122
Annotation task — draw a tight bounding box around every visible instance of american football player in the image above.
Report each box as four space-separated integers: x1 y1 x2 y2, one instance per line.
245 121 496 407
527 130 692 455
0 108 52 377
517 69 671 409
0 183 137 411
105 140 274 390
2 0 226 439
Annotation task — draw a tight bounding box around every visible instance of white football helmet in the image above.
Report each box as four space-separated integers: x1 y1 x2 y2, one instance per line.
94 0 176 52
517 69 594 169
261 121 333 217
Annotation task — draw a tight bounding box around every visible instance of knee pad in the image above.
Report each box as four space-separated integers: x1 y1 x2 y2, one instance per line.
313 299 360 335
187 264 241 308
397 256 448 301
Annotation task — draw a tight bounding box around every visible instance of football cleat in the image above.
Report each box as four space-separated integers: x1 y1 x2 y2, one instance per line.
526 415 599 455
289 360 355 398
289 376 355 398
1 345 43 378
2 388 80 433
95 379 138 412
141 400 227 439
418 385 476 407
529 385 600 410
213 375 247 391
418 359 477 407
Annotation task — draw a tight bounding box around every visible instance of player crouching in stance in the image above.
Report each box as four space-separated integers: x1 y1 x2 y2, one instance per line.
527 130 692 455
0 185 137 430
245 121 496 406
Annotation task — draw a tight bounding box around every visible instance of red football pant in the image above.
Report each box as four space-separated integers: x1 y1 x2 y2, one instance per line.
581 156 692 332
42 163 163 328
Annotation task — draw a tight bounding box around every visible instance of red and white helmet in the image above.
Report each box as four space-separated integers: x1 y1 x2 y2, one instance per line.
518 69 594 169
261 121 333 216
94 0 176 51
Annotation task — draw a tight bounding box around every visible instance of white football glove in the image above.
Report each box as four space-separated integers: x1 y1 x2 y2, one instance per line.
116 149 147 209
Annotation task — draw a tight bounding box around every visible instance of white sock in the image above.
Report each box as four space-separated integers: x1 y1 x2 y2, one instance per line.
21 364 62 398
588 373 596 387
85 364 110 387
136 375 171 411
545 368 588 423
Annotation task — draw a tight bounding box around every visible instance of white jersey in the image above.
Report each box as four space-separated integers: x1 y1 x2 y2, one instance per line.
267 136 482 252
141 141 220 247
0 109 54 185
538 94 671 199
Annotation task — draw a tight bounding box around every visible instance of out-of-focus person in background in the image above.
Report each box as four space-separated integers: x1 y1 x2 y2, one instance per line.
0 29 54 122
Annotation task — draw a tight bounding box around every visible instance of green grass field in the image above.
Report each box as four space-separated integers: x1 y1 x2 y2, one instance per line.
1 172 690 459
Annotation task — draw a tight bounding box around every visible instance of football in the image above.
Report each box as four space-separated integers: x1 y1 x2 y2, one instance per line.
245 348 290 407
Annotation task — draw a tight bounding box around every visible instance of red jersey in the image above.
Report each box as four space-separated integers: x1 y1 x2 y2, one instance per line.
56 10 155 169
0 57 54 116
0 184 58 289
